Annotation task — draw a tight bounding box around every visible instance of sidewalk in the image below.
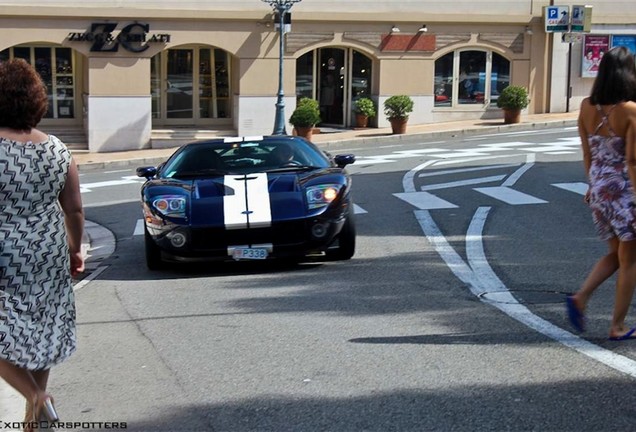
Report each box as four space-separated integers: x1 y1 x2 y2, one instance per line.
77 111 580 267
72 111 579 172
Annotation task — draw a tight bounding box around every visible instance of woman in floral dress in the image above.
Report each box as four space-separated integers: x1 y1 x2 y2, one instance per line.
567 46 636 340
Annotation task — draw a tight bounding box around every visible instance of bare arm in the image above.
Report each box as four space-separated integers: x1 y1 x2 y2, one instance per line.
578 100 593 202
59 158 85 277
626 102 636 192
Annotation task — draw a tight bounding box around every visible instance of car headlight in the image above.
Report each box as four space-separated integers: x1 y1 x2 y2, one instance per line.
306 184 342 210
151 195 187 218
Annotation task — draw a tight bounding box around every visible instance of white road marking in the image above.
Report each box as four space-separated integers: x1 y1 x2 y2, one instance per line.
394 191 458 209
353 204 368 214
73 265 109 292
465 207 636 379
418 163 519 178
408 158 636 379
134 219 145 235
421 175 506 191
432 154 523 166
553 182 588 195
80 178 144 193
473 186 548 205
502 154 535 186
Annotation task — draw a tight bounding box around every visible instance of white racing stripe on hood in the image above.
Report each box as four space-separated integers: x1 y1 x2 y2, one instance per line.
223 173 272 229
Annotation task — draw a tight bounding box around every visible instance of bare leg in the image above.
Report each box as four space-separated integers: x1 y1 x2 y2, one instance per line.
610 239 636 338
571 237 619 310
0 358 40 402
24 369 50 422
31 369 49 392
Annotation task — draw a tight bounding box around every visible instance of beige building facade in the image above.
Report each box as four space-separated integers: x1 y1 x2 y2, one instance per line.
0 1 633 152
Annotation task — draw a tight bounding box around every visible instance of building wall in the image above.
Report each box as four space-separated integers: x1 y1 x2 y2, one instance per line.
0 1 634 151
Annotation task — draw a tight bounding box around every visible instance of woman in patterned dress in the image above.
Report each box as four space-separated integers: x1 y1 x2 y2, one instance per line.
566 46 636 340
0 59 84 427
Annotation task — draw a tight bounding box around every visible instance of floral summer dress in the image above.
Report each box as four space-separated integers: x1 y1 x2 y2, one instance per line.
587 105 636 241
0 134 76 370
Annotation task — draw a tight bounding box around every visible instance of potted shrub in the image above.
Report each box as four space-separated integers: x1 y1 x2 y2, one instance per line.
353 97 376 128
496 85 529 124
289 97 321 141
383 95 414 134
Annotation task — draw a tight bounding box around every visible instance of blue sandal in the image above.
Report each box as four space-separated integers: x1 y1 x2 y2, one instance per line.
566 295 585 332
609 327 636 341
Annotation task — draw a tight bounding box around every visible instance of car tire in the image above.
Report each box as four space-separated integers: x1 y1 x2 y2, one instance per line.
326 213 356 260
144 225 162 270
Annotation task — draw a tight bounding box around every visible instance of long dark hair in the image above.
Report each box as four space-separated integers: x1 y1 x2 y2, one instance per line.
590 46 636 105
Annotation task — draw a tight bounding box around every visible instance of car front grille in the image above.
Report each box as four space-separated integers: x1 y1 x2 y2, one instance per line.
190 220 309 250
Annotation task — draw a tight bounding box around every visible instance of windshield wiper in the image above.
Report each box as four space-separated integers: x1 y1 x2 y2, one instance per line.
171 168 227 178
266 165 319 173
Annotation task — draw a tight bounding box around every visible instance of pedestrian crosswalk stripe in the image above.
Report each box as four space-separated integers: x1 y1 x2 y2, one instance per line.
421 175 506 191
133 219 144 236
473 186 548 205
393 191 458 210
552 182 588 195
353 204 368 214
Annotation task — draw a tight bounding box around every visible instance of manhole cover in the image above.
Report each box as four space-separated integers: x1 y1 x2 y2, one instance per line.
479 289 569 305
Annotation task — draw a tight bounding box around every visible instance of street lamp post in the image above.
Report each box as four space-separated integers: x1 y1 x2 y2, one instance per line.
261 0 302 135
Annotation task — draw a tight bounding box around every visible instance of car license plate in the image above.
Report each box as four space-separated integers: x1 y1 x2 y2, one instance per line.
232 247 268 260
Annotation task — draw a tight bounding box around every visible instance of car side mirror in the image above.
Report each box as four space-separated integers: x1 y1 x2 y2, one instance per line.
334 154 356 168
136 166 157 179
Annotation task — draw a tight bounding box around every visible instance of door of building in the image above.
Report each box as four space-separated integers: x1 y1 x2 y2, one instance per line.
297 47 373 128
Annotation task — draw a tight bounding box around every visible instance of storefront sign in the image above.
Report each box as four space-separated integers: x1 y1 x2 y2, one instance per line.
67 23 171 53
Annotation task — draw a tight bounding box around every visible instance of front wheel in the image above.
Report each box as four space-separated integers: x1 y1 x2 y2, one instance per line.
326 214 356 260
144 225 162 270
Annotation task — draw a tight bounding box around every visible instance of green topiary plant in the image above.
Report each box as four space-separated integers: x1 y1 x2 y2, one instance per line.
289 97 321 128
496 85 529 110
353 97 376 118
383 95 414 120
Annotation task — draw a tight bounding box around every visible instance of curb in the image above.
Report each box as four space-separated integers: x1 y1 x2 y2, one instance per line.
317 119 578 151
75 119 579 172
83 220 117 269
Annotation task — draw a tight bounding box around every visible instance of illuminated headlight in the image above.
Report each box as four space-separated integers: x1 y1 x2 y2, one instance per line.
151 195 187 218
306 184 342 209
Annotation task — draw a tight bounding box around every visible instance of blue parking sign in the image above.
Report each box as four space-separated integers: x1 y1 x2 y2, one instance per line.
545 5 570 33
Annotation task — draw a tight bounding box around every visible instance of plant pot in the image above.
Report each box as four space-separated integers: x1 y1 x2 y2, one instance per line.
503 109 521 124
355 114 369 128
293 126 314 141
389 118 408 134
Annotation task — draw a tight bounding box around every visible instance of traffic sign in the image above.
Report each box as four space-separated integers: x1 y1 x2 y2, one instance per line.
544 5 569 33
562 32 583 43
571 5 592 32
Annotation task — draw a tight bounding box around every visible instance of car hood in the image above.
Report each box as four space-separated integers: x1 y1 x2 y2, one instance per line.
144 170 343 228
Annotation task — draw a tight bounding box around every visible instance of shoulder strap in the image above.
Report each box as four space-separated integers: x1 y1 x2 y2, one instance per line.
594 104 618 136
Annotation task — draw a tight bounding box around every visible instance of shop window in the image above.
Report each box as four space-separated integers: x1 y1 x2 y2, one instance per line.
434 49 510 108
1 46 75 119
153 47 231 122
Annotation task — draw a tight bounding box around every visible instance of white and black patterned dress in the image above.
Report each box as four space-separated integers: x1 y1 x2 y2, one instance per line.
0 134 76 371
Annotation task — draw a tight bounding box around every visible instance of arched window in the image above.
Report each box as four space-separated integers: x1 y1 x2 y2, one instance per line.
1 46 76 119
434 50 510 108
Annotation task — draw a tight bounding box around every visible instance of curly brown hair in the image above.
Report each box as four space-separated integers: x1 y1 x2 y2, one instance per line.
0 58 49 130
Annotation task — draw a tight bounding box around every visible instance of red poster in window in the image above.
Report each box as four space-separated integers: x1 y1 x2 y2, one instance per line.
582 35 610 78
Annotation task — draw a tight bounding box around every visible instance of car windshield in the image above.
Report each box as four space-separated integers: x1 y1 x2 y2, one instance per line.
161 137 331 178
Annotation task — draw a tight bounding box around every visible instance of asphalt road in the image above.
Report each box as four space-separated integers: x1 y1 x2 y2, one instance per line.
2 126 636 431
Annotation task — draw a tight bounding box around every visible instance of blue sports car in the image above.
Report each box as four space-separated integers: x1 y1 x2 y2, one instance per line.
136 135 356 269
